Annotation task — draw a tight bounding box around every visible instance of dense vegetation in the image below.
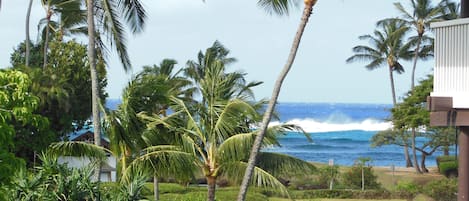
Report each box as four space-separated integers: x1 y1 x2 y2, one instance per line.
0 0 463 201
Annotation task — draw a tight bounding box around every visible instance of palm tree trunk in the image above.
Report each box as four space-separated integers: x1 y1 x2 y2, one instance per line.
411 128 422 173
207 176 217 201
86 0 101 183
237 2 315 201
25 0 33 67
154 176 159 201
43 15 51 69
388 66 397 106
410 36 422 89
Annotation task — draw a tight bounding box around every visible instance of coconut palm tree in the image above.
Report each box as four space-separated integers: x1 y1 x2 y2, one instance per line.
346 20 414 168
86 0 146 152
139 97 315 201
40 0 83 69
139 52 315 201
25 0 33 67
238 1 318 200
105 58 195 201
388 0 444 89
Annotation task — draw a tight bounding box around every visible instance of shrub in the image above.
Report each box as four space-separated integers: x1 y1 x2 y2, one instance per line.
290 189 411 199
342 165 381 190
423 178 457 201
439 161 458 177
395 180 421 195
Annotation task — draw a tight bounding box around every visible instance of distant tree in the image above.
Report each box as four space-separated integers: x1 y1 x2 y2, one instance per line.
10 40 107 164
39 0 83 68
347 19 414 167
388 0 444 89
372 76 455 173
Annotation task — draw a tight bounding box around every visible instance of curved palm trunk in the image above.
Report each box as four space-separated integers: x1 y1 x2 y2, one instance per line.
86 0 102 183
237 2 315 201
411 36 422 89
411 128 422 173
25 0 33 67
389 65 413 167
207 176 217 201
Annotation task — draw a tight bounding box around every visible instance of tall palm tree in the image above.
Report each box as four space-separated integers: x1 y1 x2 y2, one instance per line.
25 0 33 67
40 0 83 69
238 1 318 200
390 0 444 89
346 20 414 168
86 0 146 151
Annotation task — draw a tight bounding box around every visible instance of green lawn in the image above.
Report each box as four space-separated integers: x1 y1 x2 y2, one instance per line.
269 199 406 201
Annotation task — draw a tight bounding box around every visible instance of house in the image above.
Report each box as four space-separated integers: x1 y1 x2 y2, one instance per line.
58 121 117 182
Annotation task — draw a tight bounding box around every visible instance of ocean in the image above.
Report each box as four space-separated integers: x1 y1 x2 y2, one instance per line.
106 100 450 167
267 102 451 167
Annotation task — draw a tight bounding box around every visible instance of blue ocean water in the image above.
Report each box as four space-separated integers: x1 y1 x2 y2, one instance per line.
265 102 451 167
106 100 450 167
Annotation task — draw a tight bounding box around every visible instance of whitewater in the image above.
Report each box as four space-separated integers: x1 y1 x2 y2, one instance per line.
265 102 450 167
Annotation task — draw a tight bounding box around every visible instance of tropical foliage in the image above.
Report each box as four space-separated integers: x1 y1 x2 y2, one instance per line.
0 70 47 185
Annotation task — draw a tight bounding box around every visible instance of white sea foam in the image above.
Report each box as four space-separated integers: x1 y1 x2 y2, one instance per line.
269 118 392 133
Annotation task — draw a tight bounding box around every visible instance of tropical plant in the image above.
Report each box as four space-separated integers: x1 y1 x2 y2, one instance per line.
346 19 414 168
238 1 318 200
9 40 107 164
85 0 146 155
387 0 444 89
39 0 83 68
140 53 315 201
25 0 33 67
0 70 47 185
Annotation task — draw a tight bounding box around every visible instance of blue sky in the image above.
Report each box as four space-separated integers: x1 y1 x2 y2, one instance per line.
0 0 437 104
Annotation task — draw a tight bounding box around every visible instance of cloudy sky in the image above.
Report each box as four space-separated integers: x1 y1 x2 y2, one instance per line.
0 0 437 104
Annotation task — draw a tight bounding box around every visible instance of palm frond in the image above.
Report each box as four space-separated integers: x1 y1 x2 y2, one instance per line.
218 132 256 163
257 0 298 16
48 141 109 161
100 0 131 71
118 0 147 34
256 152 316 177
220 161 290 196
123 147 196 182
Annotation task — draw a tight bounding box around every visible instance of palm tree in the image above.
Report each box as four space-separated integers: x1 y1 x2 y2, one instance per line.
85 0 146 158
140 52 315 201
389 0 444 89
346 20 414 168
40 0 83 69
25 0 33 67
238 1 318 200
105 59 195 200
140 97 314 201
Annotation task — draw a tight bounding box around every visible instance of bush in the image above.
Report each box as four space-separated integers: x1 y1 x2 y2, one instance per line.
423 178 457 201
439 161 458 177
342 165 381 190
395 180 421 195
290 189 411 199
158 189 268 201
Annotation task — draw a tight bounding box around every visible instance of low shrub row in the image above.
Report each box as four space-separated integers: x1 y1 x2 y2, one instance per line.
290 189 413 200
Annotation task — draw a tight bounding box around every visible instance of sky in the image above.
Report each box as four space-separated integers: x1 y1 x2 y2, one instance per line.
0 0 438 104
